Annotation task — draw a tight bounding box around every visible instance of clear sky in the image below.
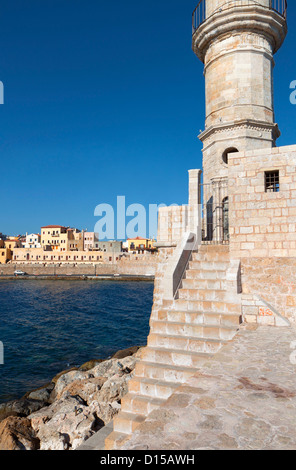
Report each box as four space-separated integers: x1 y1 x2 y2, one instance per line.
0 0 295 237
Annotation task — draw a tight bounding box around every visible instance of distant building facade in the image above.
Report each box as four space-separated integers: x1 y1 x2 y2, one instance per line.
4 237 22 251
127 237 156 252
24 233 41 249
41 225 83 252
41 225 68 251
0 239 12 264
84 232 122 253
84 232 99 251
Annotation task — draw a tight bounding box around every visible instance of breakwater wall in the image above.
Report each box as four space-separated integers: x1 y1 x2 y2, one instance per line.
0 258 158 278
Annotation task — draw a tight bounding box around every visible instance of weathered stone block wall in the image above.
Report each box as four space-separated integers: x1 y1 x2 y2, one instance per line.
157 206 189 246
157 170 201 246
228 145 296 258
241 258 296 324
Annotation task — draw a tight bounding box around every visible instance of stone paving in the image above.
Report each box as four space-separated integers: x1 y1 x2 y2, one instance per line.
121 325 296 450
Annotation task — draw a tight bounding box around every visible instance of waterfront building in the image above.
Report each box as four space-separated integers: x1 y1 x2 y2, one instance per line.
4 237 22 251
24 233 41 249
67 228 84 251
0 239 12 264
84 232 123 253
40 225 83 251
83 232 99 251
41 225 68 251
127 237 156 252
0 247 12 264
96 241 123 253
12 248 121 264
4 237 22 261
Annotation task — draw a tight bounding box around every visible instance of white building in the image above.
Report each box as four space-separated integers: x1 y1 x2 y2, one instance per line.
24 233 41 249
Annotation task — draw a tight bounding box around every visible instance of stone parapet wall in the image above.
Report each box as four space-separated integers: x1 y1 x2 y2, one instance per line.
229 144 296 258
150 247 175 322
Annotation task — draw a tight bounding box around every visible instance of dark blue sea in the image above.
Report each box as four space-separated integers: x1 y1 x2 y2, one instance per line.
0 279 154 403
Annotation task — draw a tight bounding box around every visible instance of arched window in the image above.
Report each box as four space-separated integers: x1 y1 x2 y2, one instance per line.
222 147 239 165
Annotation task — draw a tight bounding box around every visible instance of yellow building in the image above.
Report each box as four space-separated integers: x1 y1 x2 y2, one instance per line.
41 225 68 251
41 226 83 251
0 242 12 264
1 237 21 263
4 237 22 251
127 237 156 252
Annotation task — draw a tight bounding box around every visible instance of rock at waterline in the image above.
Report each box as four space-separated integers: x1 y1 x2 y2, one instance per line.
0 348 142 450
0 416 39 451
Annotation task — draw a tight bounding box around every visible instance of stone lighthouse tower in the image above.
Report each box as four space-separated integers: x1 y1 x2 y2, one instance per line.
105 2 296 451
192 0 287 186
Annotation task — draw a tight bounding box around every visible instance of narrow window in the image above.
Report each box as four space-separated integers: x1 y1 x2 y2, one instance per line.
265 170 280 193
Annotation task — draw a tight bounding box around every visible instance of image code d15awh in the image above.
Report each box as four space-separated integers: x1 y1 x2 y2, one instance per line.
144 454 195 465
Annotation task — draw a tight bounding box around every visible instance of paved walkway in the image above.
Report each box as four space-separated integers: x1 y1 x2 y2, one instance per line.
121 324 296 450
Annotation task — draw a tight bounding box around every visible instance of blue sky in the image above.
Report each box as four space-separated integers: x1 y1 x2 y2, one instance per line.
0 0 295 237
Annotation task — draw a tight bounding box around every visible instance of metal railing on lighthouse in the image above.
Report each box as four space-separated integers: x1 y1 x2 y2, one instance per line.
192 0 288 34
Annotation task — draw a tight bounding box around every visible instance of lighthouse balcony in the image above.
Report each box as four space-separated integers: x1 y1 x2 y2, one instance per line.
192 0 287 34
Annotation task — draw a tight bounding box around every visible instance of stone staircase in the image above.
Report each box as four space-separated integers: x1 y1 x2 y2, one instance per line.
105 245 242 449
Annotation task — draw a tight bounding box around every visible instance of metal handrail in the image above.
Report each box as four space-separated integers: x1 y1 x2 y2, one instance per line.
192 0 288 34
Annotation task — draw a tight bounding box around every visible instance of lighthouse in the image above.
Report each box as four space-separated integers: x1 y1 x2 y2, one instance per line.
192 0 287 184
192 0 287 243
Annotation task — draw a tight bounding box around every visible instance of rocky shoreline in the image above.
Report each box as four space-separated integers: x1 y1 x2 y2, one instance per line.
0 346 142 450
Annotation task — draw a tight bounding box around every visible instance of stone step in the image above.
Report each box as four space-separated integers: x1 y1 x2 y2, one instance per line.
113 411 146 435
148 333 225 354
142 346 213 368
178 288 237 302
181 278 227 290
157 309 241 326
105 431 130 450
185 269 227 280
191 252 230 262
189 261 228 271
128 376 180 399
135 361 199 383
197 245 229 253
173 298 241 314
150 320 238 341
121 393 166 415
